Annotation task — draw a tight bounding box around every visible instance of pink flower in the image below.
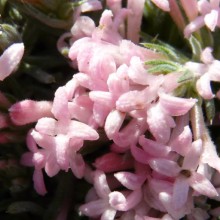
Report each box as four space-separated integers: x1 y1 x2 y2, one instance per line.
184 0 220 38
126 0 145 43
149 139 218 211
0 43 24 81
79 170 142 220
151 0 170 12
9 100 53 125
20 130 47 196
185 47 220 99
32 86 99 177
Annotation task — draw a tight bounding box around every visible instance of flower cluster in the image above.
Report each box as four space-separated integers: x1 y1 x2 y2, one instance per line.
6 0 220 219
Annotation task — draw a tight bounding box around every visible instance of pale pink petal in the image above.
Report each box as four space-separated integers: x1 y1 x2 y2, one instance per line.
89 91 114 107
114 172 147 190
159 93 197 116
208 60 220 82
68 37 90 61
35 117 57 136
92 10 122 44
73 73 94 90
80 0 102 13
101 208 117 220
126 0 145 43
139 135 171 157
32 151 46 168
0 43 24 80
210 0 220 8
201 134 220 173
108 191 126 209
149 159 181 177
182 139 202 170
110 189 142 211
162 72 180 93
180 0 198 20
71 16 95 38
107 65 130 98
196 74 214 99
33 169 47 196
45 155 60 177
189 172 218 197
198 0 211 14
31 130 55 150
128 56 164 86
64 78 79 100
151 0 170 11
79 199 108 217
89 52 116 82
26 129 38 152
122 188 143 211
55 135 69 170
172 176 189 210
169 0 186 30
204 10 218 31
9 100 53 125
105 110 126 140
184 16 205 38
113 118 147 147
201 47 214 64
116 88 152 112
67 120 99 140
94 170 111 199
147 103 175 144
169 125 192 156
52 87 69 120
68 102 92 123
159 192 191 219
130 145 152 164
93 103 111 126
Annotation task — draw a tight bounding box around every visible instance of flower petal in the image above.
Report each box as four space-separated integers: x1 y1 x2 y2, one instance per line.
33 169 47 196
149 159 181 177
139 135 171 157
159 93 197 116
94 170 111 199
114 172 147 190
172 176 189 210
0 43 24 81
189 172 218 197
105 110 126 140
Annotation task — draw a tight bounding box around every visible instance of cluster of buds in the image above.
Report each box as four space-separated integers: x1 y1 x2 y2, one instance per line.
7 0 220 219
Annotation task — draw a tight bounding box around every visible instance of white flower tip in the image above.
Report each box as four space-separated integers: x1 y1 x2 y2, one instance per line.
0 42 25 81
151 0 170 12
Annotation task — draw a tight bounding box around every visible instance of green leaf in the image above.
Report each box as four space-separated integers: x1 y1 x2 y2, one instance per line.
141 43 179 60
148 64 179 74
188 35 202 62
145 60 181 74
204 99 215 124
178 69 194 83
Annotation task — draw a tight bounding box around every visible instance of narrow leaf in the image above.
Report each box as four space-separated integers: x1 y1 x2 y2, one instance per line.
141 42 178 60
188 35 202 62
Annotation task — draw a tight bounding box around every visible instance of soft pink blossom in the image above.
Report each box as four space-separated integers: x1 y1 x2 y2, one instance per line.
9 100 53 125
0 43 24 81
79 170 142 219
184 0 220 37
